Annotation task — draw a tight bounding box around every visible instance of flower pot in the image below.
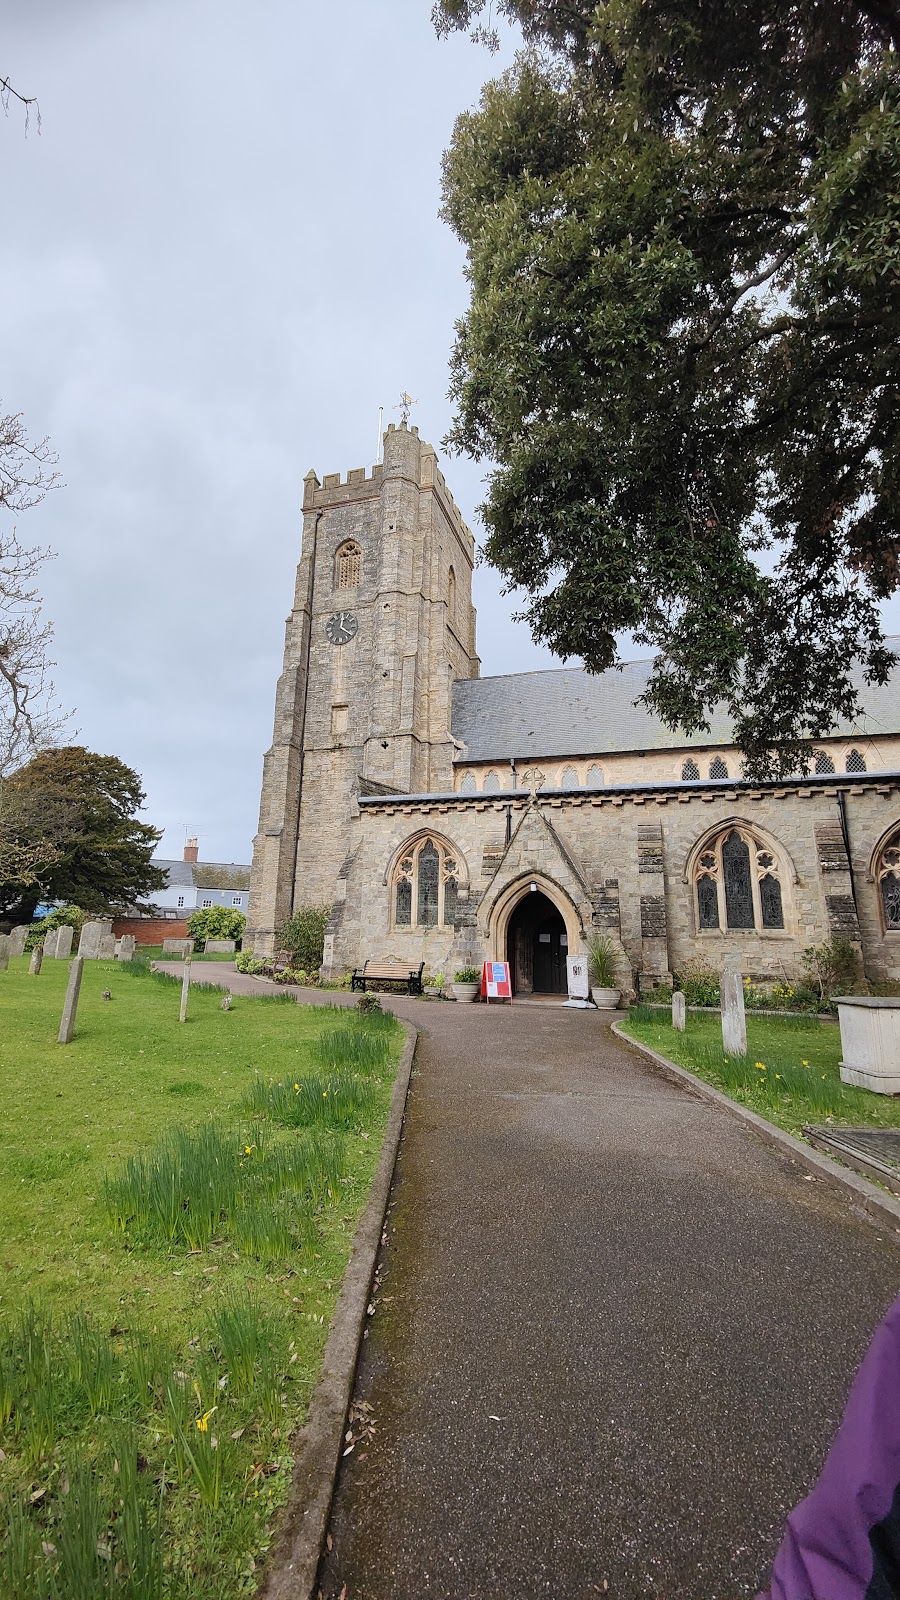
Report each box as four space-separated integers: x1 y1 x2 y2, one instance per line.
591 986 621 1009
424 985 442 998
452 982 480 1003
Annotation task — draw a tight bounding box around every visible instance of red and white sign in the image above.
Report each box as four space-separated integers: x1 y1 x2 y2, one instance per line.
481 960 512 1002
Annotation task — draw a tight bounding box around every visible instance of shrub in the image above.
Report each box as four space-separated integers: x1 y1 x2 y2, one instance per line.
24 905 89 952
674 957 720 1007
276 905 330 971
186 905 246 949
801 936 861 1003
273 966 308 986
235 951 266 975
356 991 382 1016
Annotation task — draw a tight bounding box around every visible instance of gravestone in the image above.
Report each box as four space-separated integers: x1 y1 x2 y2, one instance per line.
99 933 117 960
43 928 60 959
162 937 193 958
116 934 136 961
0 934 10 972
9 926 29 957
58 957 85 1044
205 939 236 954
78 921 106 959
29 946 43 975
672 990 686 1032
54 926 74 959
720 968 747 1057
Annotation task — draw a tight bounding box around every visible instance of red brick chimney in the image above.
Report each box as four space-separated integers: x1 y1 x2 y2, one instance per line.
183 836 199 863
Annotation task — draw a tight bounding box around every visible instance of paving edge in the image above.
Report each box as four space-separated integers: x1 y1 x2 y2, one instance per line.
259 1021 418 1600
611 1021 900 1235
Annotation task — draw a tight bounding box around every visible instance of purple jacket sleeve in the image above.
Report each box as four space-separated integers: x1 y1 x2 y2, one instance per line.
759 1294 900 1600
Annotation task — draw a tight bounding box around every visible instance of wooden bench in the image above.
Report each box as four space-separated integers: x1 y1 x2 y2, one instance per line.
351 960 425 997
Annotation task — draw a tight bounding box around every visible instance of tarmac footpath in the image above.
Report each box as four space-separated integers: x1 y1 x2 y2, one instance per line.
155 966 900 1598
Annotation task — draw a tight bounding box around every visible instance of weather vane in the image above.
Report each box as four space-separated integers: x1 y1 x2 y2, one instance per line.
395 391 418 425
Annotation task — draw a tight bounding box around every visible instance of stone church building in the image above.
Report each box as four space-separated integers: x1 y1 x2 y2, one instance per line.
248 422 900 995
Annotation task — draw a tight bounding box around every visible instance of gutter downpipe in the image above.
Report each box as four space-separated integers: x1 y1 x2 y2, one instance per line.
290 508 323 916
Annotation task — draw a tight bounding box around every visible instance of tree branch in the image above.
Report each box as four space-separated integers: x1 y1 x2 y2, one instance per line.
0 74 40 135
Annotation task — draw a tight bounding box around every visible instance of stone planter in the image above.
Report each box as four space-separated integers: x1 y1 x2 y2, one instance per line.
835 996 900 1095
424 985 443 999
452 982 480 1003
591 986 621 1009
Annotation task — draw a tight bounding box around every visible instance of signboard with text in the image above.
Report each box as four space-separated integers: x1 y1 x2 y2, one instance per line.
566 955 590 1000
481 960 512 1002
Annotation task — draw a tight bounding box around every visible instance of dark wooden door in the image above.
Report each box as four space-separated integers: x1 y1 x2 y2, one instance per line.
532 916 566 992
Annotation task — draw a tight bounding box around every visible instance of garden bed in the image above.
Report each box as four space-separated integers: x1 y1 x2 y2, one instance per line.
0 955 404 1597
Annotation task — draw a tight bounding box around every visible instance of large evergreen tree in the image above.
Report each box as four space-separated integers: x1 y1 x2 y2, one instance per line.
434 0 900 773
0 747 166 924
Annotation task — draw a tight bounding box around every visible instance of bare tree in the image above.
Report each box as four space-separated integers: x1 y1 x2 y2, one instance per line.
0 409 68 779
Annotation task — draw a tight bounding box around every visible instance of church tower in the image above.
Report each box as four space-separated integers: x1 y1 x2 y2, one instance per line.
247 422 480 953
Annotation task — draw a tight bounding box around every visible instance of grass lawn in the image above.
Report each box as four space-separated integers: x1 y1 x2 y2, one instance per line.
620 1009 900 1138
137 947 238 962
0 955 404 1597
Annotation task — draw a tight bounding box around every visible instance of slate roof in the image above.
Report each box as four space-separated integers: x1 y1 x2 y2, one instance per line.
151 859 252 890
450 638 900 763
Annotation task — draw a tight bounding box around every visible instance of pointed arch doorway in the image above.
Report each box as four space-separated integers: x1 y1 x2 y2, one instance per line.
507 889 568 995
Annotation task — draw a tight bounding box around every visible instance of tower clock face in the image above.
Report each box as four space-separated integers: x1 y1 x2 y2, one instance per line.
325 610 358 646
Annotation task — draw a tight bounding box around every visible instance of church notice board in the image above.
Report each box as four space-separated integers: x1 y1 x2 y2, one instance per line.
481 960 512 1003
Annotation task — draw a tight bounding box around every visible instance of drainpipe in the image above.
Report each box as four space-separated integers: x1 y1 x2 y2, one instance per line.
290 509 323 915
837 788 859 919
505 805 512 849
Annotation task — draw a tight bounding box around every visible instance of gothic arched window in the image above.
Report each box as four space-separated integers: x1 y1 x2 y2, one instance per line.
448 566 457 624
874 829 900 931
709 757 729 780
846 748 867 773
682 759 700 781
560 766 580 789
693 826 785 933
814 749 836 774
586 764 604 788
335 540 361 590
459 771 477 794
393 837 460 929
483 770 500 792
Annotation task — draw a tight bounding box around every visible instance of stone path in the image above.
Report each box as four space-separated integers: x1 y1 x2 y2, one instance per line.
158 965 900 1598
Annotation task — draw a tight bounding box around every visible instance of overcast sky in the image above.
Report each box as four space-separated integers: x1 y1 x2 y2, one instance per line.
2 0 558 864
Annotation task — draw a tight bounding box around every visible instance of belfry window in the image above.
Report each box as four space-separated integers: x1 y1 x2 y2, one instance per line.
693 826 785 933
393 837 460 929
335 540 361 590
875 829 900 931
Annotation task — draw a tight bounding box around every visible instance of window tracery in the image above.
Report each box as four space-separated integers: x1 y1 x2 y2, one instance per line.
560 766 580 789
693 826 785 933
393 837 460 929
682 759 700 781
483 770 500 792
335 540 361 590
875 829 900 931
459 771 477 794
709 757 729 780
846 748 867 773
814 749 835 774
586 764 604 788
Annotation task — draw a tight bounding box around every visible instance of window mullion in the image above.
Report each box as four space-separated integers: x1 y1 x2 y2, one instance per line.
715 841 727 930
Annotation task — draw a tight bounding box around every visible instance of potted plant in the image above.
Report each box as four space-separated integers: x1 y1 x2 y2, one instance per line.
423 970 444 998
585 934 622 1009
452 966 481 1002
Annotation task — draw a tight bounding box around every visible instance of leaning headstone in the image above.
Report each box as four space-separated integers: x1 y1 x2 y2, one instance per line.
78 921 105 959
58 957 85 1044
9 926 29 957
43 928 61 959
29 945 43 976
0 933 10 972
721 968 747 1057
116 934 136 962
205 939 236 954
672 990 686 1032
99 933 117 960
54 926 74 959
162 937 194 958
179 956 192 1024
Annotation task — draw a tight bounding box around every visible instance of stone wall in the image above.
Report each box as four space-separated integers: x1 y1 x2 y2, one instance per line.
320 774 900 988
